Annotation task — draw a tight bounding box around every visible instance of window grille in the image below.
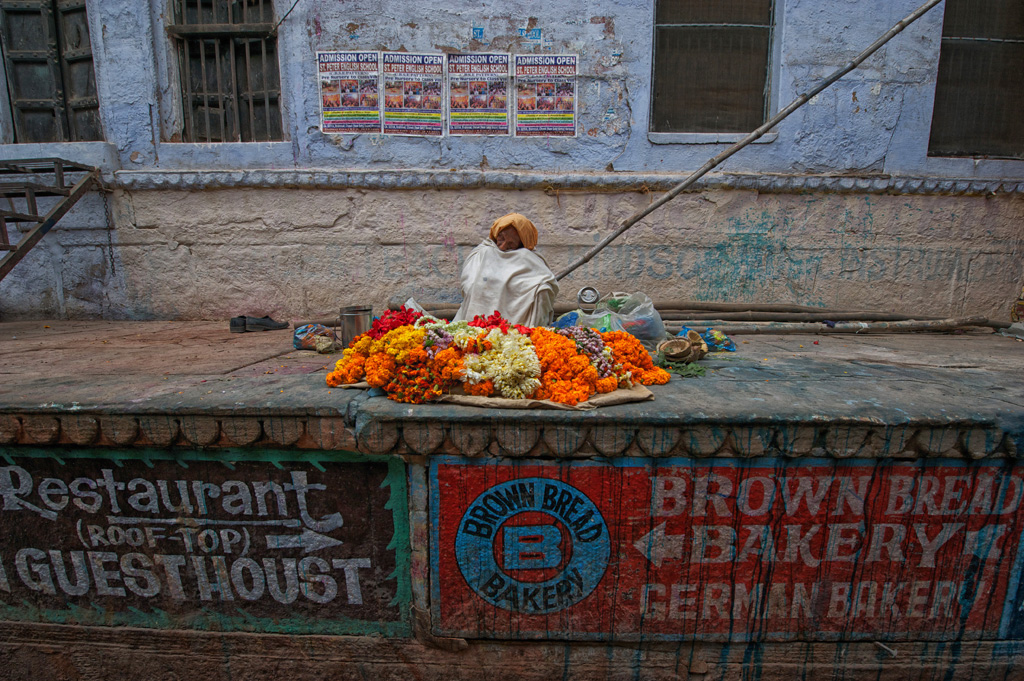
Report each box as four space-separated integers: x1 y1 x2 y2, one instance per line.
651 0 773 134
927 0 1024 158
169 0 283 143
0 0 102 142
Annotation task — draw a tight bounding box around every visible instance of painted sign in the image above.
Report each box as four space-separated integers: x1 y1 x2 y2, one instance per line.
431 456 1024 641
0 449 409 636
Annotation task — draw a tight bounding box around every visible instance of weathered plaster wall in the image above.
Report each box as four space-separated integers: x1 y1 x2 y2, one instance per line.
19 186 1009 322
0 0 1022 321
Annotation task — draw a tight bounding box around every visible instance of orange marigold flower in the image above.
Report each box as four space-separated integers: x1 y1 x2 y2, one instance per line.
364 353 397 388
464 379 494 397
431 347 465 383
326 352 367 386
594 375 619 394
641 367 671 385
529 327 599 405
600 331 671 386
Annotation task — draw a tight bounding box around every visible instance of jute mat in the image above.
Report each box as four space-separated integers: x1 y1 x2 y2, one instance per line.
334 382 653 410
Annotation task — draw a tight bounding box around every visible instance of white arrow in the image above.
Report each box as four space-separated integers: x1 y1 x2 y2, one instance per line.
633 522 685 568
265 529 344 554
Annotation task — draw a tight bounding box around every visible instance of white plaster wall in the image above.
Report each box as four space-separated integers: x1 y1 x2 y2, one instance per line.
25 187 1011 322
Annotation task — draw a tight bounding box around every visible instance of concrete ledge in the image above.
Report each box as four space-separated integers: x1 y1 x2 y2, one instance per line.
1 322 1022 459
110 167 1024 196
0 410 1016 460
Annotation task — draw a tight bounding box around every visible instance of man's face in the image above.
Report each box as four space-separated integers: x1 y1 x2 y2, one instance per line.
494 227 523 252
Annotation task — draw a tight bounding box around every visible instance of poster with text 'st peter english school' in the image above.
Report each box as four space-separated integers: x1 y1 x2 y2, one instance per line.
382 52 444 136
317 51 381 134
447 53 511 136
514 54 577 137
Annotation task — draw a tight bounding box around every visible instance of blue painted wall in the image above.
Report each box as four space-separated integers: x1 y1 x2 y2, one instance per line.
0 0 1021 321
0 0 1020 181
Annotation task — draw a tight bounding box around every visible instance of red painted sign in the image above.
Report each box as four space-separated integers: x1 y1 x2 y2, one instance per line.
430 457 1024 641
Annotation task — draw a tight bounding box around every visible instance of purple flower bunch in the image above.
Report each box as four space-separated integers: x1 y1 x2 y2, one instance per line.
425 327 454 356
556 326 615 378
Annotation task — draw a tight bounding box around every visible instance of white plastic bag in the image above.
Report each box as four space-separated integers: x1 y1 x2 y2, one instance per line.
574 292 665 340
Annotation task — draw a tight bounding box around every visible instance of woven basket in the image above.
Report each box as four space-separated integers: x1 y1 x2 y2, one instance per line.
657 330 708 364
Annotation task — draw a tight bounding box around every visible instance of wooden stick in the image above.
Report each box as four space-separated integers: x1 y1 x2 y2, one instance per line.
553 0 944 282
657 311 939 323
394 300 934 317
663 317 1004 335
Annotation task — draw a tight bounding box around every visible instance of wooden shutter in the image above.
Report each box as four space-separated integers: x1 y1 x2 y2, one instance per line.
651 0 773 134
0 0 67 142
0 0 101 142
55 0 101 140
171 0 282 142
928 0 1024 158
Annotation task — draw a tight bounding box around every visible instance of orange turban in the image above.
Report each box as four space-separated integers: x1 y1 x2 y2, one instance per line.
489 213 538 250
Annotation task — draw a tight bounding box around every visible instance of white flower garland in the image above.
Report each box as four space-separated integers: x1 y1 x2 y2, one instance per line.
463 328 542 399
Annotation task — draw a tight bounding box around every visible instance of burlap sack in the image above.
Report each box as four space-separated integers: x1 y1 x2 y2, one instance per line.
333 381 653 410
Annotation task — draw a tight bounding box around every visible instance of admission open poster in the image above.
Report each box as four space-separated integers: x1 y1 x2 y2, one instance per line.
447 53 511 136
514 54 577 137
382 52 444 136
317 51 381 134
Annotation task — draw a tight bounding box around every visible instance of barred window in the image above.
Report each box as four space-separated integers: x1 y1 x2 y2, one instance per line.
0 0 102 142
650 0 774 134
169 0 283 142
927 0 1024 158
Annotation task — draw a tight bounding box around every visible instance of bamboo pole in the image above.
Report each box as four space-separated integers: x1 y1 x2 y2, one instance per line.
663 317 1007 335
554 0 945 282
657 311 939 323
390 299 933 317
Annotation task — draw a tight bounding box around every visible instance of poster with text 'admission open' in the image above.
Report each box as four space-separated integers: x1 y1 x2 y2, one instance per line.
382 52 444 136
317 51 381 134
514 54 576 137
447 53 511 136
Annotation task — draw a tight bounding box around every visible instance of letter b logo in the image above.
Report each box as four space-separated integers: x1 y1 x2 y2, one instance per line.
503 525 560 570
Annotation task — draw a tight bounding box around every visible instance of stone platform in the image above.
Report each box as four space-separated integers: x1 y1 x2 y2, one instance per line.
1 320 1023 681
1 320 1021 458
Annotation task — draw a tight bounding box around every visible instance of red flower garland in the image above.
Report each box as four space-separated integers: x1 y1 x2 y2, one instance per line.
468 310 532 335
366 306 423 339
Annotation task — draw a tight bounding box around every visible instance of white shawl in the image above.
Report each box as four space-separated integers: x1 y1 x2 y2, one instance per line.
453 240 559 327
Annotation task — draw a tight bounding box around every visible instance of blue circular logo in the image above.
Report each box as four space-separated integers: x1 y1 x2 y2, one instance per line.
455 477 610 614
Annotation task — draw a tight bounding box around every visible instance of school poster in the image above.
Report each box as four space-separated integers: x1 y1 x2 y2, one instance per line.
447 53 511 136
382 52 444 136
514 54 577 137
317 51 381 134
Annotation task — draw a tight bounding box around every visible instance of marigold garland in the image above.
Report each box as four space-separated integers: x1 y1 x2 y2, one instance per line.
430 346 465 383
326 350 365 387
530 328 599 406
325 315 672 403
364 353 396 388
601 330 671 385
463 378 495 396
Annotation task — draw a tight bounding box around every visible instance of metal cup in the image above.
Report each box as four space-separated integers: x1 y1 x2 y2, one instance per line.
338 305 372 348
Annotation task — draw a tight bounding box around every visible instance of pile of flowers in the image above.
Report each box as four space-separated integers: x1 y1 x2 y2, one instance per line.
326 307 670 405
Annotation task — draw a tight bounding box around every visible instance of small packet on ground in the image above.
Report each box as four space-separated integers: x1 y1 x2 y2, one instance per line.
293 324 338 352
